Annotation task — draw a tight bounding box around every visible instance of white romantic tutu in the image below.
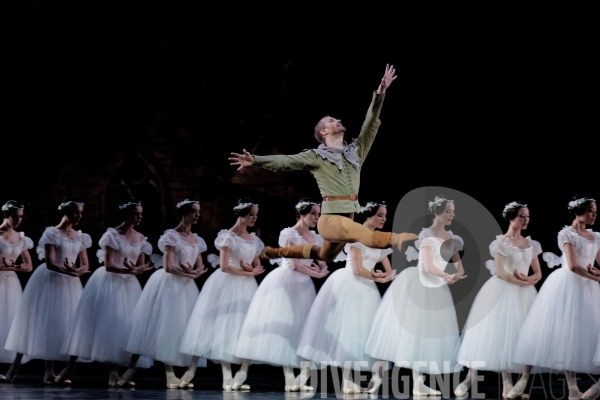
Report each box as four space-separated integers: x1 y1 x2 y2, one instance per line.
0 272 30 364
456 276 537 373
180 269 259 364
62 268 153 367
513 267 600 374
4 265 83 361
296 268 384 371
126 269 205 367
365 267 460 374
234 265 316 368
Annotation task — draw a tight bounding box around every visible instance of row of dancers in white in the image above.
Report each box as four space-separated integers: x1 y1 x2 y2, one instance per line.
1 194 600 399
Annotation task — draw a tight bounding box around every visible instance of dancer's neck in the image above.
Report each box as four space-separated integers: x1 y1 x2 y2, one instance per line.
504 226 522 239
56 217 74 232
324 135 344 149
571 220 587 232
230 220 249 236
175 220 193 235
429 220 447 237
0 220 14 233
363 220 377 232
293 219 310 235
115 221 136 234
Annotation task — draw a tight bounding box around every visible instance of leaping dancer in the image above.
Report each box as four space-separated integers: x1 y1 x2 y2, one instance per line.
230 64 417 261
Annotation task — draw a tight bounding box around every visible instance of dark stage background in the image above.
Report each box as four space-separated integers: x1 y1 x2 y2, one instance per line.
1 1 598 388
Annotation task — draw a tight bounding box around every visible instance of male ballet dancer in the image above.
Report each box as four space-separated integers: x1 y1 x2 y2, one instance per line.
230 64 417 261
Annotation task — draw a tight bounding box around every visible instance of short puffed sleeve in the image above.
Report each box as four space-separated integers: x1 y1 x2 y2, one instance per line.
378 248 393 263
279 228 301 247
452 234 464 252
19 232 34 250
414 228 432 249
344 242 368 255
141 238 153 255
98 228 120 251
80 233 93 249
558 227 577 251
593 232 600 243
489 236 509 257
311 232 324 247
252 233 265 256
526 237 543 257
36 227 62 260
418 236 437 249
193 234 207 253
158 229 180 252
215 229 237 252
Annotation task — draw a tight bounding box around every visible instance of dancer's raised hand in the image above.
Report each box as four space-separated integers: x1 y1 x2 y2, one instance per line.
229 149 254 171
377 64 397 94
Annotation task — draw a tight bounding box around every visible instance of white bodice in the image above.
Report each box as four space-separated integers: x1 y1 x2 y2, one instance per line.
215 229 265 270
558 226 600 269
96 228 153 275
274 228 323 270
488 235 542 275
155 229 207 272
344 242 392 271
0 232 33 278
36 226 92 265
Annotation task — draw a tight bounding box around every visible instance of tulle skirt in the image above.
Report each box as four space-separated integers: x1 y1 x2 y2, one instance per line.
61 268 152 367
365 267 460 374
0 272 30 364
126 269 205 367
234 266 316 368
456 276 537 373
4 265 82 361
180 269 259 364
296 268 385 371
513 267 600 374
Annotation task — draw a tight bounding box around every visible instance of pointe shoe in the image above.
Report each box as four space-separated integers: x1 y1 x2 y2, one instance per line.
503 382 514 398
583 384 600 399
0 374 5 380
454 379 471 397
178 370 195 388
116 368 136 387
342 381 367 394
413 384 442 396
507 378 528 399
569 385 584 400
232 370 250 390
392 232 419 250
166 376 181 389
367 375 383 394
223 378 233 391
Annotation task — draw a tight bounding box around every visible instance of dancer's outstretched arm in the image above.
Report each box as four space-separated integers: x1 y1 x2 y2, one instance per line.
229 148 317 172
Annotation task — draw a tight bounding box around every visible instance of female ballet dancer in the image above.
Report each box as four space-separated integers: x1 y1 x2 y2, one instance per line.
454 201 542 398
234 198 331 392
179 198 265 391
4 197 91 384
0 201 33 382
56 200 154 386
296 200 396 394
365 196 467 397
510 195 600 400
126 199 208 389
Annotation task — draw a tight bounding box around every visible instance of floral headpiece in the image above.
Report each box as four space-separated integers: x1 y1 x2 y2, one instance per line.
118 201 142 210
295 200 319 212
359 201 386 214
568 197 595 210
1 202 23 212
176 199 199 208
233 202 258 211
502 201 527 218
428 197 453 213
58 201 84 211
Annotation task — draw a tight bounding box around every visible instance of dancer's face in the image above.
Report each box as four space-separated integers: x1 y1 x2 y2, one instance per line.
367 206 387 229
7 209 24 228
242 206 259 227
319 116 346 138
185 203 201 225
68 205 84 226
301 205 321 228
578 202 597 225
435 202 455 226
509 207 530 230
127 206 143 227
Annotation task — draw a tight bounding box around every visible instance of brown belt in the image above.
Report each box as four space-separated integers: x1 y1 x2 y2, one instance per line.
323 194 358 201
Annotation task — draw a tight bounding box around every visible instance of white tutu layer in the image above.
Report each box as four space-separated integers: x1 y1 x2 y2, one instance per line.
296 268 383 371
5 265 83 361
234 266 316 367
126 269 205 367
365 267 460 374
0 272 30 364
180 269 258 364
62 268 153 367
457 276 536 373
513 267 600 373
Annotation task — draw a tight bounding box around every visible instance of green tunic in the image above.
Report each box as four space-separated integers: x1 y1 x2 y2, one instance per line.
252 92 385 214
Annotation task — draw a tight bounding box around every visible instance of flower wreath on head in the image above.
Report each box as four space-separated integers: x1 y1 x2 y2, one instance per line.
568 197 595 210
428 197 452 213
359 201 386 214
1 203 23 212
118 201 142 210
176 199 199 208
58 201 84 211
233 202 258 211
502 201 527 218
295 200 319 212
